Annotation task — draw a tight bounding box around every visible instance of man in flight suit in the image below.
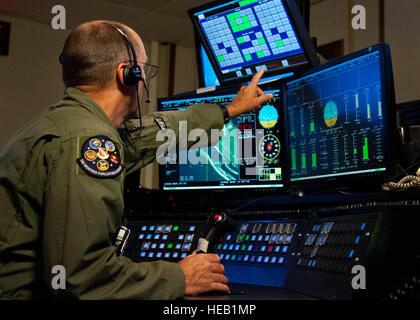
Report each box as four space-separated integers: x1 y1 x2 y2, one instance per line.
0 20 273 299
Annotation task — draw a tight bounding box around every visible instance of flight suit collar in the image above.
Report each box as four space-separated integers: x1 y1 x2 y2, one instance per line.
63 87 117 130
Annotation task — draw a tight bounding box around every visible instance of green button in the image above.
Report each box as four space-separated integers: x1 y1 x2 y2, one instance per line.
241 245 246 251
173 226 179 232
217 244 222 250
245 235 250 241
167 243 173 249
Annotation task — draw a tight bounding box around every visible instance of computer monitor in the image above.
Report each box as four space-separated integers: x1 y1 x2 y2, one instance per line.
158 87 286 191
198 44 220 88
188 0 319 86
285 44 397 185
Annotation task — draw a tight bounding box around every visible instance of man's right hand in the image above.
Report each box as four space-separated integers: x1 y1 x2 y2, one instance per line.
178 252 229 295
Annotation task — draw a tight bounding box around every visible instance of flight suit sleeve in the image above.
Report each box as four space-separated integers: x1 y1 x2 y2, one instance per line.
120 103 224 175
42 136 186 299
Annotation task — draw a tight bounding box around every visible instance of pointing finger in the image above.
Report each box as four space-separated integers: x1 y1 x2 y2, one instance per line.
255 93 274 105
250 68 265 87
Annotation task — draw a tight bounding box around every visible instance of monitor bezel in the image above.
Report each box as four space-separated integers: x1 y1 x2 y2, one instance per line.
157 84 289 192
283 43 398 191
188 0 319 87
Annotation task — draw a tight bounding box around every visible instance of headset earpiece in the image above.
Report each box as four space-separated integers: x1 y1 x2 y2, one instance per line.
123 64 143 87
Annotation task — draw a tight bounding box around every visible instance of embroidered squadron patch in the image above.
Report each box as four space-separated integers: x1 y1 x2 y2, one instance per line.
77 135 124 179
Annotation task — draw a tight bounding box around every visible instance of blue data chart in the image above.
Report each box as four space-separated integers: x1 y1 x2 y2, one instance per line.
286 50 387 182
197 0 303 74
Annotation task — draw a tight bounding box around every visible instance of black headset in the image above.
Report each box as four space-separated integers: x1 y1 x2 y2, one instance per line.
111 24 151 103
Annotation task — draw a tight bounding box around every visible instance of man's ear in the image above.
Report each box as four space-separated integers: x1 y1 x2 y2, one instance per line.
116 63 128 87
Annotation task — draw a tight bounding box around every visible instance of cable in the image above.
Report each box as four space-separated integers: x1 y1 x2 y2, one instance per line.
382 167 420 191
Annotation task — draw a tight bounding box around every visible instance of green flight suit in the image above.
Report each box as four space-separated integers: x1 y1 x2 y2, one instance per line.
0 87 224 299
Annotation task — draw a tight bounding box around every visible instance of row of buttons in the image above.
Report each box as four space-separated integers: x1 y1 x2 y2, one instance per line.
139 225 196 233
139 251 188 260
220 253 286 265
226 233 294 244
240 223 297 234
297 257 350 274
217 243 289 254
138 233 194 242
141 242 192 251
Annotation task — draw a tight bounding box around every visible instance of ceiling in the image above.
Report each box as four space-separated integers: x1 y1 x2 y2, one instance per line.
0 0 326 47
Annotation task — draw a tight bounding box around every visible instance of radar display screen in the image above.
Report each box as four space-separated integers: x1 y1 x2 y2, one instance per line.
158 88 285 190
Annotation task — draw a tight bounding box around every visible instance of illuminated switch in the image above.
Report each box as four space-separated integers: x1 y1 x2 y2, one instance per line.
264 235 270 242
146 234 152 240
275 246 281 253
257 256 263 263
360 222 367 231
188 226 196 232
271 257 277 264
226 234 232 241
282 246 288 253
173 226 179 232
236 234 245 243
235 244 241 251
244 255 250 262
217 244 222 250
181 253 187 259
172 252 179 259
285 235 293 244
268 246 273 253
252 223 262 233
225 254 231 261
228 244 234 251
140 251 146 258
355 236 360 244
269 234 278 244
141 226 147 232
185 234 194 242
251 235 257 241
278 257 285 264
264 256 270 263
154 234 161 240
277 235 285 244
148 252 154 258
245 235 250 241
149 226 155 232
260 245 267 252
156 225 163 233
151 243 157 249
183 243 191 251
156 252 162 258
164 252 170 258
167 243 174 249
237 255 243 262
178 234 185 241
250 255 256 263
175 244 182 250
219 254 225 260
142 242 150 250
138 234 145 240
164 225 172 233
247 245 253 251
231 255 237 261
241 245 247 251
240 224 248 233
162 234 169 240
223 244 228 250
257 235 264 241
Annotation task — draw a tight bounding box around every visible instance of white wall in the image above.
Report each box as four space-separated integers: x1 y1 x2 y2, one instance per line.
0 14 70 148
310 0 420 104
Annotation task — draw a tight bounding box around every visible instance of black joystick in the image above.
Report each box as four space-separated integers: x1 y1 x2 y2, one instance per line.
196 213 236 254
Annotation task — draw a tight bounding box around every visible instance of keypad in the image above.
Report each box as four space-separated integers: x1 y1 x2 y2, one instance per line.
296 219 372 274
123 222 202 262
214 222 299 266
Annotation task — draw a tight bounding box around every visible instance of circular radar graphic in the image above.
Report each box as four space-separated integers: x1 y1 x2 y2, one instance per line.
259 134 281 161
324 101 339 128
258 105 279 129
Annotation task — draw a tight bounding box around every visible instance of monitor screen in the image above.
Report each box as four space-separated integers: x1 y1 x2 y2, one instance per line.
189 0 319 86
158 88 286 190
286 44 396 183
200 45 220 87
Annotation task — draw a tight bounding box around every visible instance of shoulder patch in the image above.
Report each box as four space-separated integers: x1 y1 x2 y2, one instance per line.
77 135 124 179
